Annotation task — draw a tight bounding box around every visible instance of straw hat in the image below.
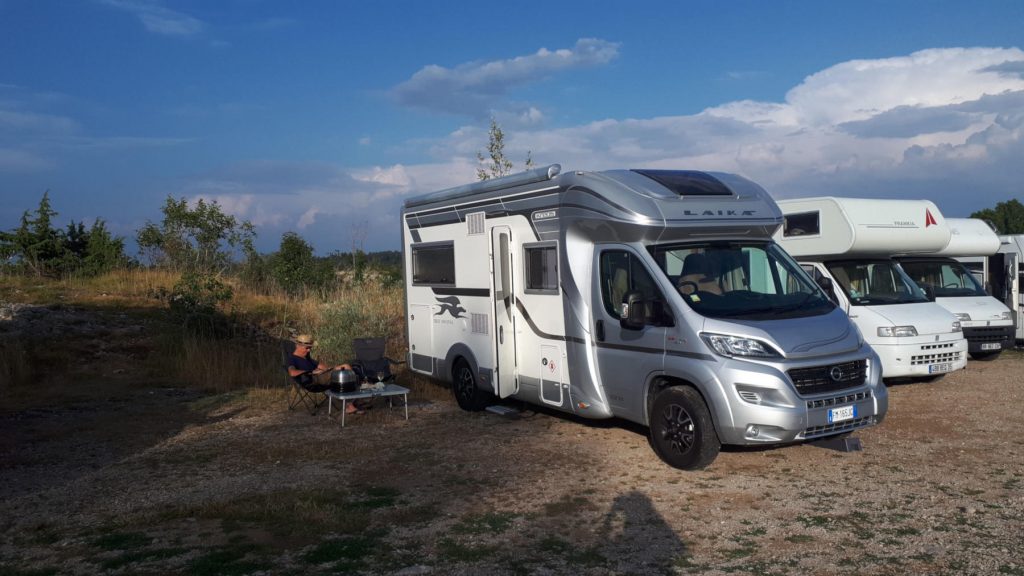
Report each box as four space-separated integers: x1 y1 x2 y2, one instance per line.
294 334 316 347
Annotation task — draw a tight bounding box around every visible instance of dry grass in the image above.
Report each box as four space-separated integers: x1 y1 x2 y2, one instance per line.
2 268 414 396
151 335 284 393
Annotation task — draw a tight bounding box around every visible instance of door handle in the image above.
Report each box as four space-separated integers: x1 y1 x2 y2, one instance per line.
499 325 504 344
596 319 605 342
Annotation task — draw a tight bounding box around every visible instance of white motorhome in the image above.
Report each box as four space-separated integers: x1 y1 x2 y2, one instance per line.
895 219 1015 359
998 234 1024 342
402 166 887 470
773 197 966 381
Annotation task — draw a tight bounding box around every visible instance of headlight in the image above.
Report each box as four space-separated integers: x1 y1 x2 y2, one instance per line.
952 321 961 332
1000 311 1012 320
701 333 781 358
877 325 918 337
954 313 971 322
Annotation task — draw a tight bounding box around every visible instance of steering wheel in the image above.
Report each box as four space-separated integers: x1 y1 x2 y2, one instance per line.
677 280 699 294
944 282 960 289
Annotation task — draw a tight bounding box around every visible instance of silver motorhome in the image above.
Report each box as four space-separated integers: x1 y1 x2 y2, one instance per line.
402 165 887 469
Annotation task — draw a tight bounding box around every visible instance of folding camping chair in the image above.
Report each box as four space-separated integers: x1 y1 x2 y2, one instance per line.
283 339 328 415
349 337 405 385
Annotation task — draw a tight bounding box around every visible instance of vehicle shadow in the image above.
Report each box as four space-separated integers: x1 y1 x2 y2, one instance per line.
596 489 689 572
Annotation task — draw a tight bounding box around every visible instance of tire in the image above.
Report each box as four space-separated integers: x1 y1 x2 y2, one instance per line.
969 351 1001 361
452 359 492 411
648 386 721 471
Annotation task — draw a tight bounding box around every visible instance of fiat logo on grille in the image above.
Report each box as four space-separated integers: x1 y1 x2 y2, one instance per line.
829 366 844 381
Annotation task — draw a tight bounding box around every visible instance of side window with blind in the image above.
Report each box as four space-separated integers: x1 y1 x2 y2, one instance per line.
411 242 455 286
524 242 558 294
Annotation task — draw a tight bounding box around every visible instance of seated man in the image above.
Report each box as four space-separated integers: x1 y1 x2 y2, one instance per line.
287 334 360 415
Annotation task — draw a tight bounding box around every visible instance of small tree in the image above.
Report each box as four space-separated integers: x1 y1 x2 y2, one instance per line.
269 232 334 295
476 118 536 181
80 219 127 276
971 199 1024 234
136 196 256 274
0 192 65 276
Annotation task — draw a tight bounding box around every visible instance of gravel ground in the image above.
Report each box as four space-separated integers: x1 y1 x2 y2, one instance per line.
1 304 1022 575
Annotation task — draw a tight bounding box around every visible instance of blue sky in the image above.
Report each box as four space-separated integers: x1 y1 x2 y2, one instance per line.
2 0 1023 254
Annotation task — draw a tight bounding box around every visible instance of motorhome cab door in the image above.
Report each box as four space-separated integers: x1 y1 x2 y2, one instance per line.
592 247 669 418
491 226 518 397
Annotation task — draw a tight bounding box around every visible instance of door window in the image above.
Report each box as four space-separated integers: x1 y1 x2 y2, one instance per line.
599 250 672 326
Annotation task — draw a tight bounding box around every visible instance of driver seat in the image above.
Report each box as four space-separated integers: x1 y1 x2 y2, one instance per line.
678 253 722 295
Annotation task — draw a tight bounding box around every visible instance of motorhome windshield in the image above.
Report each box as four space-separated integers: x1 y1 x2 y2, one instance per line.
649 241 834 319
826 260 929 306
899 259 988 298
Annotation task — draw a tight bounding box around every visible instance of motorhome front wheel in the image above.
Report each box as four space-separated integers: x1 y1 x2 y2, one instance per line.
649 387 721 471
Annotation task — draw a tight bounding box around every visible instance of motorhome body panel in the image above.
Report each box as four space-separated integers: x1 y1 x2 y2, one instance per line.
936 218 1002 257
774 197 951 258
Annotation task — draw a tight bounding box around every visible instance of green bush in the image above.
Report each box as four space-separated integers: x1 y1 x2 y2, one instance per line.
268 232 334 296
315 299 395 363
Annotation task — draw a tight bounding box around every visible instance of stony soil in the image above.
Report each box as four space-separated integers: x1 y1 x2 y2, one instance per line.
1 302 1022 575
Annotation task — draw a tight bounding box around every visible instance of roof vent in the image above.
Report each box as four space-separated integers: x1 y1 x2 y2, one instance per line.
632 170 733 196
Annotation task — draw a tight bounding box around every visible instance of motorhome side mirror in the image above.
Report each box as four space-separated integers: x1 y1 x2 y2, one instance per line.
815 276 837 303
922 285 936 301
620 290 646 330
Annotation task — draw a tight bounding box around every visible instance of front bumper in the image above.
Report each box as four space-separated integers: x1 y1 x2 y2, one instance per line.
708 351 888 446
871 334 967 379
963 324 1015 354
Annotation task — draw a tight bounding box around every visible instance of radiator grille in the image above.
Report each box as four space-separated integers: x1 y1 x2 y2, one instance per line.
919 342 956 351
471 313 489 334
787 359 867 396
802 417 873 439
910 351 961 365
965 326 1013 342
467 212 485 235
806 390 871 410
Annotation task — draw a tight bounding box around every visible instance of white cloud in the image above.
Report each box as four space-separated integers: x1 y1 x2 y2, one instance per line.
99 0 205 36
410 47 1024 219
391 38 620 118
170 47 1024 254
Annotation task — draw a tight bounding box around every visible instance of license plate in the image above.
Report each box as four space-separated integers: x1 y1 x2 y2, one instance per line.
981 343 1001 351
929 362 953 374
828 405 856 423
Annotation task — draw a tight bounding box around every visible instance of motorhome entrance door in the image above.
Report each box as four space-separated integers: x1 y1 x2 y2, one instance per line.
491 226 518 397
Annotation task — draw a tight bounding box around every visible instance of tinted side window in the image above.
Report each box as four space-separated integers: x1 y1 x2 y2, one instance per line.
525 244 558 293
411 243 455 286
784 211 820 236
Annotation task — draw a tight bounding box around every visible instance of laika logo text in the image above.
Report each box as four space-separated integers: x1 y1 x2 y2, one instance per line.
435 296 467 319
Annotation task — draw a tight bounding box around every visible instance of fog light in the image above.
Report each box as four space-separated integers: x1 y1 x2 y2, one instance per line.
747 425 760 439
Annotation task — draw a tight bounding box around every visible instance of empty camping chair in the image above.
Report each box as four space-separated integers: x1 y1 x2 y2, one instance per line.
349 337 404 384
283 339 328 415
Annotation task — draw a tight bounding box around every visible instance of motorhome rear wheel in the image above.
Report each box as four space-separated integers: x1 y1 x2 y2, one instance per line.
648 387 721 470
452 359 492 411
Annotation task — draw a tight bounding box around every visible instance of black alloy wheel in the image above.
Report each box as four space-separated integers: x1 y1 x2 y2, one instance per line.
453 359 491 411
649 386 720 470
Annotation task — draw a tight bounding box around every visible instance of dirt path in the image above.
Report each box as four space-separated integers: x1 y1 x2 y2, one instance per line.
1 303 1023 575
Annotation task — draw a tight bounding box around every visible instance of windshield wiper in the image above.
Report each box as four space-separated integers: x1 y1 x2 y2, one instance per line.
774 291 818 314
